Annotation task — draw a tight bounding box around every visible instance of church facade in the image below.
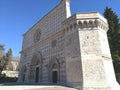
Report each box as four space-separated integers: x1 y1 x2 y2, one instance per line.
18 0 120 90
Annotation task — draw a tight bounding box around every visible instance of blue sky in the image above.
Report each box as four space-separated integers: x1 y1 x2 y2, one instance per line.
0 0 120 57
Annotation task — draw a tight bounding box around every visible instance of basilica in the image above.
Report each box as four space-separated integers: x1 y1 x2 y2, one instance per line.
18 0 120 90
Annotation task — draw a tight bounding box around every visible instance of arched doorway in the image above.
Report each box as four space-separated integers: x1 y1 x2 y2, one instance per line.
22 66 27 82
23 73 25 82
35 66 39 83
48 58 60 84
30 52 42 83
52 63 58 83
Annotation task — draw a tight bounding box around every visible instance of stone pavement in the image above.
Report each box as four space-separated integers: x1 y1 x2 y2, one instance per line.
0 83 77 90
0 85 77 90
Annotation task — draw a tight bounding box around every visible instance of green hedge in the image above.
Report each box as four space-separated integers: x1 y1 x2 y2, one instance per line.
0 77 17 83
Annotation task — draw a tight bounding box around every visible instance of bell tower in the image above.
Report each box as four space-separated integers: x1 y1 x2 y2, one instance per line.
63 12 120 90
61 0 71 18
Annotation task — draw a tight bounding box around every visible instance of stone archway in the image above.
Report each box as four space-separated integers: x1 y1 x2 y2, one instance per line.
21 65 27 82
48 57 60 83
30 52 42 83
52 63 58 83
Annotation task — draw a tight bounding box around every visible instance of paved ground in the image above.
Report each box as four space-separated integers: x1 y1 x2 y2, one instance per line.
0 83 77 90
0 86 77 90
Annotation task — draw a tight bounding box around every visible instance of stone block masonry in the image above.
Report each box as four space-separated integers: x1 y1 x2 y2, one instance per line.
18 0 120 90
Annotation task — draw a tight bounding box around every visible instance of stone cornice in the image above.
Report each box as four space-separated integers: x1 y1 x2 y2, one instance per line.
62 12 109 31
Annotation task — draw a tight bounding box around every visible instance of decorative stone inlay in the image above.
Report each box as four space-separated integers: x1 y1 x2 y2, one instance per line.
19 0 120 89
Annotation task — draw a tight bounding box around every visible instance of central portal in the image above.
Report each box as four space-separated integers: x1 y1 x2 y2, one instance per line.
35 67 39 83
52 71 57 83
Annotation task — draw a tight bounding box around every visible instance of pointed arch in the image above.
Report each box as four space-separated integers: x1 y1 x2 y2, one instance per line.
29 51 43 83
21 65 27 82
48 57 60 83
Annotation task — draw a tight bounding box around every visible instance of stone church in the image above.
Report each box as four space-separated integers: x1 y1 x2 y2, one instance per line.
18 0 120 89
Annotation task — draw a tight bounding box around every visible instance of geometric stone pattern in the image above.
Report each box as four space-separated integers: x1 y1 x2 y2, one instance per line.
18 0 120 90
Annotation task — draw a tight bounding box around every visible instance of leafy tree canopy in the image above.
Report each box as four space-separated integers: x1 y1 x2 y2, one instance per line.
0 46 13 76
104 6 120 73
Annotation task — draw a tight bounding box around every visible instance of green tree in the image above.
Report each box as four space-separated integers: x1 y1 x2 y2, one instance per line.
0 56 7 71
0 45 6 76
6 48 12 62
0 44 5 57
0 47 13 75
104 6 120 73
5 48 13 70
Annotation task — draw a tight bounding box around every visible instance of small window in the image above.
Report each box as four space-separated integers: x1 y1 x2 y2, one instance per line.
51 40 57 48
34 29 41 43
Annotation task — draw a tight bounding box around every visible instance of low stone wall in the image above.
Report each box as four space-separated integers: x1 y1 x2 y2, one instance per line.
116 73 120 84
2 70 18 78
